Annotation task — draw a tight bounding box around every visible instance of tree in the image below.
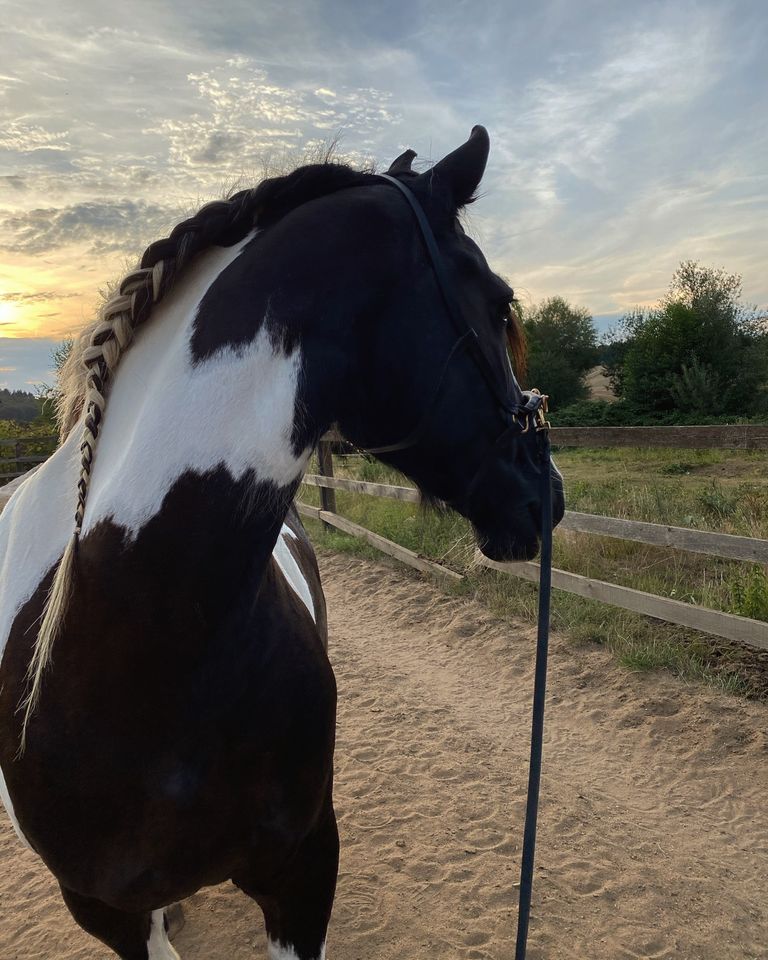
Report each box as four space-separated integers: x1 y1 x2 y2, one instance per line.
619 262 768 415
598 335 632 398
522 297 599 407
35 338 74 428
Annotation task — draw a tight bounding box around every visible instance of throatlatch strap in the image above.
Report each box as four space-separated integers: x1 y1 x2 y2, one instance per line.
362 330 474 454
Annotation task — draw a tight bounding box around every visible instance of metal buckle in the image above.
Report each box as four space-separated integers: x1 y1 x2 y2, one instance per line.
529 388 551 432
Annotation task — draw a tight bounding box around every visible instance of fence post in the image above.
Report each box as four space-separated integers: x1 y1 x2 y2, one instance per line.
14 439 21 478
316 439 337 529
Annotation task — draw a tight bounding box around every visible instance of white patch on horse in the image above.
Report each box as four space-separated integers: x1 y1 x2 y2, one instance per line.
268 939 326 960
81 234 309 539
273 525 316 622
0 236 256 658
147 909 181 960
0 232 309 834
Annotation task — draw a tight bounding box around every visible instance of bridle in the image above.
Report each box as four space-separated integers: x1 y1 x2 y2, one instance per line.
363 172 554 960
361 173 550 457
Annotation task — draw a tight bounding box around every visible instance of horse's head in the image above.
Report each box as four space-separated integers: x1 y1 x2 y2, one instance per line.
334 126 565 561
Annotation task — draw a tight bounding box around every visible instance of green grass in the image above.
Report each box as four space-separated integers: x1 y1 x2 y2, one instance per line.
302 448 768 700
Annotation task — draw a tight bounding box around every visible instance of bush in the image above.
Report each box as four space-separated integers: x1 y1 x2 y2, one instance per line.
522 297 599 407
618 262 768 416
551 398 768 427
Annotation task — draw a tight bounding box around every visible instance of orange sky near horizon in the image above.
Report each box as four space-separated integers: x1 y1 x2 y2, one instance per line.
0 255 110 341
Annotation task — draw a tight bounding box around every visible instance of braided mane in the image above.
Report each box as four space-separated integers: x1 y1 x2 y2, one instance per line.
20 159 378 748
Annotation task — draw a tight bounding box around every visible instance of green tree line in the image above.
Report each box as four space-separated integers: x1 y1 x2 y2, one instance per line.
521 261 768 425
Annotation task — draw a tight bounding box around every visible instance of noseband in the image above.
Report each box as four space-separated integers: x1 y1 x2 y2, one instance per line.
362 172 553 960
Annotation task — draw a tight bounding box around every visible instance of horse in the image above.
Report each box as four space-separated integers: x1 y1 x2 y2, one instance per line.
0 125 564 959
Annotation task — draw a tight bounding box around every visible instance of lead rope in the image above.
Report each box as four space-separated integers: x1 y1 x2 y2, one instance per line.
514 424 553 960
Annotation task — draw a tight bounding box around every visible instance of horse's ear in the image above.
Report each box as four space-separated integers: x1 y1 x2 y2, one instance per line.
424 125 490 207
387 149 417 175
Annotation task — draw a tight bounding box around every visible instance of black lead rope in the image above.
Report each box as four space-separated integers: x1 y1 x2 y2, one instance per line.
514 428 553 960
371 171 555 956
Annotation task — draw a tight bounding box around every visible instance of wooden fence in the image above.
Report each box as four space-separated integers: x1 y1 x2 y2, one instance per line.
297 426 768 653
0 436 56 484
3 426 768 652
546 424 768 449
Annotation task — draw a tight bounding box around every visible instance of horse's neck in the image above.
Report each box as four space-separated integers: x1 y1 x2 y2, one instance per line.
82 241 312 543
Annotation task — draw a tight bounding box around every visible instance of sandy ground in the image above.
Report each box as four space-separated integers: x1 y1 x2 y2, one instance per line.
1 551 767 959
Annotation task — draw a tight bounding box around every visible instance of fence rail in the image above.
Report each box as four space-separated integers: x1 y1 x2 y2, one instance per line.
296 503 462 582
3 429 768 651
299 433 768 652
302 473 768 565
324 424 768 450
475 555 768 651
545 425 768 449
0 435 57 485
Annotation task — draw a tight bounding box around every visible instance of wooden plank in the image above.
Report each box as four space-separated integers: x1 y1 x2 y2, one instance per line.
296 502 322 521
549 425 768 449
559 511 768 564
303 475 768 565
296 502 463 582
476 553 768 651
316 440 337 525
323 425 768 450
0 435 56 447
0 455 52 468
302 473 420 502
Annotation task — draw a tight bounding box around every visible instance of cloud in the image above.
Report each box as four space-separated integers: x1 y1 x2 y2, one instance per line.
512 25 719 187
0 119 70 154
145 61 401 176
0 291 79 303
0 175 27 193
0 199 182 256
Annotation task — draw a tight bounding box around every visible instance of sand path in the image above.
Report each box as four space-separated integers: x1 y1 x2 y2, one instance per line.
1 551 766 959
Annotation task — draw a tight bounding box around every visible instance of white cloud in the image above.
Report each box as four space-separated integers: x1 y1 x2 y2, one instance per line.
143 62 402 176
0 120 70 153
0 199 181 255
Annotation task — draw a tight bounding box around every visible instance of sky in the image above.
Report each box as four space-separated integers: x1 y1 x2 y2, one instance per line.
1 0 766 391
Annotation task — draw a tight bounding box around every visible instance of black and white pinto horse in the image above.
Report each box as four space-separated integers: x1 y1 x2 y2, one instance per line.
0 127 564 959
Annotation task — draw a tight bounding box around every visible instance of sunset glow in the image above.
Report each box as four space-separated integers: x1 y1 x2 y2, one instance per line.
0 301 17 329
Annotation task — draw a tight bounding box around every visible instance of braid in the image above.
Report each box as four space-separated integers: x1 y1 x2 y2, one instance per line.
18 189 260 751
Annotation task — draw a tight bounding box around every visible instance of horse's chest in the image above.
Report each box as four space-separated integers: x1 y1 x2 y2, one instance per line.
0 472 316 856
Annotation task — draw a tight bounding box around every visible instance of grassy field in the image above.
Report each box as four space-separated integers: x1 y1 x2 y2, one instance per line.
300 445 768 699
